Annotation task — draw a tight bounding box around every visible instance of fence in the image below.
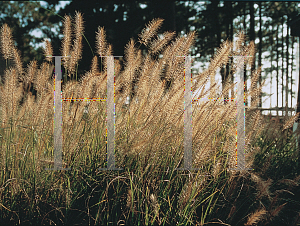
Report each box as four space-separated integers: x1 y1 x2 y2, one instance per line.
44 52 255 173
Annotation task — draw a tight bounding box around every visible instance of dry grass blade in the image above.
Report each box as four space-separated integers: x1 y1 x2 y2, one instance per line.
16 91 35 124
244 208 267 226
180 31 197 56
43 39 53 63
250 66 262 106
138 18 164 46
246 111 263 144
250 173 273 200
61 14 72 74
79 72 96 99
282 112 300 131
24 60 37 92
150 193 159 217
0 13 284 225
124 38 136 69
270 202 287 219
32 92 53 131
193 40 232 98
209 39 232 73
149 31 175 55
126 189 132 209
0 68 23 127
166 36 185 60
34 62 52 97
90 56 99 76
69 11 84 75
228 205 236 219
74 10 84 38
95 26 107 57
12 47 24 77
103 44 113 72
0 23 14 60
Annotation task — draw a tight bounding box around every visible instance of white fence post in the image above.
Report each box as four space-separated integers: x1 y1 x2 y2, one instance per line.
45 55 123 171
45 55 71 171
98 55 123 171
176 55 201 171
228 55 253 171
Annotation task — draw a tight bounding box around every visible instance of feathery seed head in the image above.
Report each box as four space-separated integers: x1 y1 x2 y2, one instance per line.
69 35 83 75
138 18 164 46
150 31 176 55
24 60 37 91
74 11 84 38
61 15 72 71
1 67 23 126
180 31 197 56
282 112 300 131
248 41 256 67
63 11 84 76
43 39 53 63
103 44 113 72
95 26 107 56
26 60 37 83
12 47 23 77
125 38 136 68
0 23 14 60
105 43 113 56
245 209 267 226
90 56 99 75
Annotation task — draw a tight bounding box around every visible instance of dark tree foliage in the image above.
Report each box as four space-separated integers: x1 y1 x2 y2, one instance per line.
0 1 60 78
46 0 195 81
1 1 300 115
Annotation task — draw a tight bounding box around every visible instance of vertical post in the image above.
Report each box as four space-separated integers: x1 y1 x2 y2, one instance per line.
229 55 253 171
45 56 71 171
176 55 200 171
183 55 192 169
236 56 246 170
294 37 300 161
98 55 123 171
298 37 300 161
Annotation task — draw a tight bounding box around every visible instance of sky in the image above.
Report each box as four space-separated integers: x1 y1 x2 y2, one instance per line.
30 1 300 117
31 1 69 48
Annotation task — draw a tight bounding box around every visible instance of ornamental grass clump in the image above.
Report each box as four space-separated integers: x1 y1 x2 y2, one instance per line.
0 11 299 225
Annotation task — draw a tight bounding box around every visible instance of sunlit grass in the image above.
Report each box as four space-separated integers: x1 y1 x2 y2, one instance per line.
0 13 300 225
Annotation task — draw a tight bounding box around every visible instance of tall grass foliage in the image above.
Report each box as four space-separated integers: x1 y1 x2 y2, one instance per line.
0 11 300 225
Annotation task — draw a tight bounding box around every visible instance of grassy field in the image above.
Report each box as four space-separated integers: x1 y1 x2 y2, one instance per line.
0 12 300 225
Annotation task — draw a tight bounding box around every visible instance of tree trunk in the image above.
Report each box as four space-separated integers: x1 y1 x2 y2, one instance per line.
277 24 279 116
270 23 273 115
243 2 248 106
258 2 262 108
249 2 256 107
297 37 300 122
282 16 284 116
286 15 289 116
230 2 234 100
291 36 294 109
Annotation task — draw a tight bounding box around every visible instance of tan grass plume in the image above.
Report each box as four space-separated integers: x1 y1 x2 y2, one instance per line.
0 23 14 61
245 208 267 226
138 18 164 46
61 11 84 76
95 26 107 57
61 14 72 74
43 39 53 63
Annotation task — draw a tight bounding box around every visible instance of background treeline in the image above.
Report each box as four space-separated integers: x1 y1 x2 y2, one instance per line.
0 1 299 112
